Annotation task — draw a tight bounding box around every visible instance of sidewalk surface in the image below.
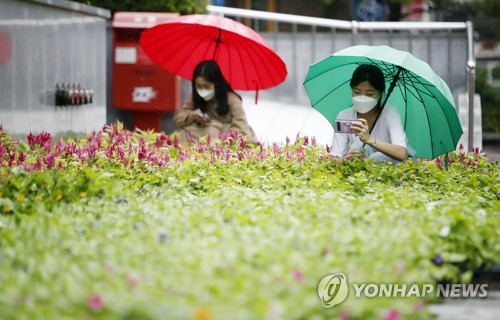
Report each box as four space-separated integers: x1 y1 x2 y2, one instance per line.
429 291 500 320
482 134 500 162
242 95 500 163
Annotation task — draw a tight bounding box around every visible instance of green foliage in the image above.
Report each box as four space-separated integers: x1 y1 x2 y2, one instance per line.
74 0 209 14
0 127 499 319
492 64 500 80
476 67 500 133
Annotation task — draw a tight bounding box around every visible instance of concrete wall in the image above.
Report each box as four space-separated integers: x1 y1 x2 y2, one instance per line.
0 0 110 134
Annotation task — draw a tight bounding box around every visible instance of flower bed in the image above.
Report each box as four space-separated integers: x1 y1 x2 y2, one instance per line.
0 123 499 319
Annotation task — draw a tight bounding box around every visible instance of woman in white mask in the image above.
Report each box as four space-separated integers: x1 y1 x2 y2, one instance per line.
330 64 414 164
174 60 257 142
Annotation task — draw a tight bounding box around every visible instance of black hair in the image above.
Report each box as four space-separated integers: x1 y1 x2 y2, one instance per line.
191 60 241 116
350 64 386 97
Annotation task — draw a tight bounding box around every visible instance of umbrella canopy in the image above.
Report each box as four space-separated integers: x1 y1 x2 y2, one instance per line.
140 14 287 91
303 45 463 159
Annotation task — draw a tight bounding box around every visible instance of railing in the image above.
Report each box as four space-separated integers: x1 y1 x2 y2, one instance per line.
206 5 476 151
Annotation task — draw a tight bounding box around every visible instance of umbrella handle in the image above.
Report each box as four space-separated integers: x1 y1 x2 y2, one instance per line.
253 80 259 105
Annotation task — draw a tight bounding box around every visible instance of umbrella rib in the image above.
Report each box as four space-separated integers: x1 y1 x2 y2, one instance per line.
231 34 256 89
176 26 218 74
313 78 352 107
400 70 458 158
230 31 284 90
240 32 287 87
397 70 435 156
145 25 213 76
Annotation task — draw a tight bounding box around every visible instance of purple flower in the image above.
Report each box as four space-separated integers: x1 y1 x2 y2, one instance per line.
158 232 168 243
432 253 443 266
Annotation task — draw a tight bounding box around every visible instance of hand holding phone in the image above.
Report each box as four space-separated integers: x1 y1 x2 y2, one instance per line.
192 110 210 126
334 119 361 134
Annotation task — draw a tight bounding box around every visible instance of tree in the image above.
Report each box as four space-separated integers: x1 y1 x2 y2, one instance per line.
73 0 209 14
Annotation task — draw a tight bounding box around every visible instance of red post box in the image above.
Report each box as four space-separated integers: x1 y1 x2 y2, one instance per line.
112 12 181 132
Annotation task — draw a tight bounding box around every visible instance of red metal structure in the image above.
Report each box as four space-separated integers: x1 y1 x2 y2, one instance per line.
112 12 181 131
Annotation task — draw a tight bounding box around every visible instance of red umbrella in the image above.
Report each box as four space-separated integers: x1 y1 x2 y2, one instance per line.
139 14 287 92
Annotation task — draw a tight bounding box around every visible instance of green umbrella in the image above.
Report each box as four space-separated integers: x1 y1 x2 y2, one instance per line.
303 45 463 159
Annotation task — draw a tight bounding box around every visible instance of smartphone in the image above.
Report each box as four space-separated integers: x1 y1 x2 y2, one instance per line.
334 119 359 134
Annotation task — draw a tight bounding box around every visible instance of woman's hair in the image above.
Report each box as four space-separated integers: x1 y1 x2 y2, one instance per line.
192 60 241 115
350 64 386 96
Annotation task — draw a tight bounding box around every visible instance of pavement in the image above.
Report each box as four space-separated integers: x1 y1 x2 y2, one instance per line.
429 291 500 320
482 134 500 163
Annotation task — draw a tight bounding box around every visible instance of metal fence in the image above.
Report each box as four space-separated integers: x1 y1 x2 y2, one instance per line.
206 5 477 151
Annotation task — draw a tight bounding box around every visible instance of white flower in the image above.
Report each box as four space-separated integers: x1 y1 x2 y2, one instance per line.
476 209 487 218
439 226 451 237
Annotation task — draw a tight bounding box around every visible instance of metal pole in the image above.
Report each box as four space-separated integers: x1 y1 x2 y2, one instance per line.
292 23 298 102
312 25 316 63
466 21 475 152
351 20 359 46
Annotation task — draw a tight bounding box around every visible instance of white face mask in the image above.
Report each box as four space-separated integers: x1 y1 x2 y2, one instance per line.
352 95 378 114
197 88 215 101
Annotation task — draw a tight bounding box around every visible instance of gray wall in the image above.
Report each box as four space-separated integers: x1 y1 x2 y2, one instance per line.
0 0 110 134
256 30 469 106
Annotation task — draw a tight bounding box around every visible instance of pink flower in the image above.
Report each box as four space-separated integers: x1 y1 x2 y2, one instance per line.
238 136 246 149
322 247 331 256
88 294 104 311
127 274 138 288
413 302 424 313
304 136 309 145
218 132 228 141
54 140 64 156
293 268 304 282
266 303 284 318
339 308 351 320
17 151 26 165
104 263 114 273
395 260 405 276
381 309 401 320
229 130 238 140
272 143 282 155
43 154 55 169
